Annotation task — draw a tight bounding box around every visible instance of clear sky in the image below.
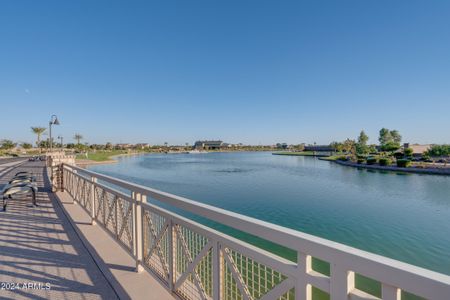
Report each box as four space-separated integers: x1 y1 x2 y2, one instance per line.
1 1 450 145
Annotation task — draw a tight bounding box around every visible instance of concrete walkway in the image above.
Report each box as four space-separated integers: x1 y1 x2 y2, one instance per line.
0 161 174 300
0 158 26 177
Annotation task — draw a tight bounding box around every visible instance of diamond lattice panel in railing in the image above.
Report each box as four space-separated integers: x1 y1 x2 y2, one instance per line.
174 224 213 300
222 246 292 300
116 197 133 251
104 191 118 236
94 186 105 225
143 209 170 282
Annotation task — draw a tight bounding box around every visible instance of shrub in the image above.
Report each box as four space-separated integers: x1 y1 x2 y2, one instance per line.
357 158 365 164
427 144 450 157
379 158 392 166
338 156 349 161
366 157 377 165
404 148 414 157
393 152 404 159
397 159 412 168
381 142 401 152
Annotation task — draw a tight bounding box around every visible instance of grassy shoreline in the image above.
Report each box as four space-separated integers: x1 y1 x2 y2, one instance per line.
75 150 148 167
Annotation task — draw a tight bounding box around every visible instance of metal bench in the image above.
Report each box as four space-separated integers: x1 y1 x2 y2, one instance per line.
2 172 38 211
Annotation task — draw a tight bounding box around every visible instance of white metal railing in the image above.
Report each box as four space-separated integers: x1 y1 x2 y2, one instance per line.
61 163 450 300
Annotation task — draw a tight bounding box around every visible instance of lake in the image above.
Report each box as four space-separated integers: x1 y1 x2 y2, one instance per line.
88 151 450 276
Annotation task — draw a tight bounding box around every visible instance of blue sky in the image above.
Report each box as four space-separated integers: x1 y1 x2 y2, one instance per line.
1 1 450 145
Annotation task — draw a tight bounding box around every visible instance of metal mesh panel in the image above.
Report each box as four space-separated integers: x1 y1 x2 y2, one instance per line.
223 247 289 300
82 179 92 212
143 209 170 282
223 260 243 300
94 186 105 225
174 224 212 300
116 197 134 251
63 170 72 196
279 289 295 300
104 191 118 236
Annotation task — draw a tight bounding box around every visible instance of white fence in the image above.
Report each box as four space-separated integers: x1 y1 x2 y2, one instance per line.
61 164 450 300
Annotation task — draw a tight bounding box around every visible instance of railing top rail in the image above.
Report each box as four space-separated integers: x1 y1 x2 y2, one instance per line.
63 163 450 293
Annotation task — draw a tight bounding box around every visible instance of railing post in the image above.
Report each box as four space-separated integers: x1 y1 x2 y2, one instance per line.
134 192 144 272
330 263 353 300
90 176 97 225
115 194 119 237
382 283 401 300
132 192 137 257
296 252 312 300
59 164 64 192
72 170 77 204
213 240 222 299
168 219 174 292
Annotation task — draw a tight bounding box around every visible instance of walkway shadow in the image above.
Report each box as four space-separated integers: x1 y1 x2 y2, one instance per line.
0 161 127 299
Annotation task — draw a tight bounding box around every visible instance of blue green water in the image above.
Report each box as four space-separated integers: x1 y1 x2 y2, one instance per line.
88 152 450 276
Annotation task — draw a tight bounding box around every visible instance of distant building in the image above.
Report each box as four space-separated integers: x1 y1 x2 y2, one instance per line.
304 145 333 152
115 143 133 150
135 143 150 149
194 140 224 150
403 143 432 155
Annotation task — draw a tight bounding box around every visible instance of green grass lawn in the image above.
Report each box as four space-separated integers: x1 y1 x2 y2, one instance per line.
318 154 344 161
76 150 128 161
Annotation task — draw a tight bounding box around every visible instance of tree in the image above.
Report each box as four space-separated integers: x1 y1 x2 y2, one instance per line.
342 139 356 154
74 133 83 146
368 144 378 154
0 139 16 150
39 140 50 149
22 142 33 149
105 142 112 150
330 141 344 153
358 130 369 145
296 143 305 152
356 130 369 154
390 130 402 144
378 128 392 146
379 128 402 146
31 127 46 153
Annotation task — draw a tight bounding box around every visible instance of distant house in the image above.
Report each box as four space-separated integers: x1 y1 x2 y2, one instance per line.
135 143 150 149
194 140 224 150
115 143 133 150
403 143 432 155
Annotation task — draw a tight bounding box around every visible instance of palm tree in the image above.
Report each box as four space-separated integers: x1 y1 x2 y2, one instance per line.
31 127 46 153
74 133 83 147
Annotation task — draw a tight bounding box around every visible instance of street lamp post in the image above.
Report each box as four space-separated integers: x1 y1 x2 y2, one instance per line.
49 115 60 153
